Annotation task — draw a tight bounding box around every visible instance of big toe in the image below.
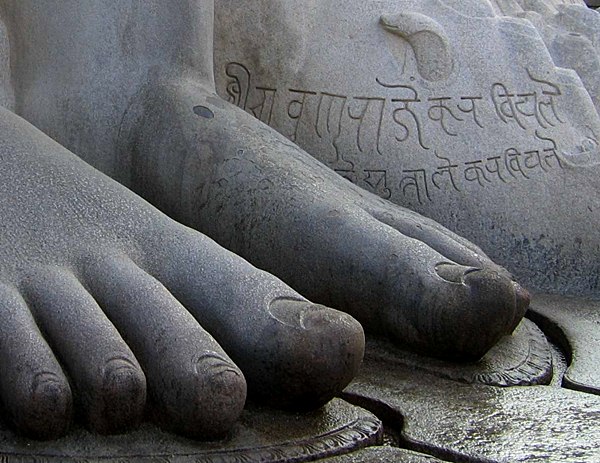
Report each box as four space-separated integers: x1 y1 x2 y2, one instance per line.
252 299 365 410
430 264 530 361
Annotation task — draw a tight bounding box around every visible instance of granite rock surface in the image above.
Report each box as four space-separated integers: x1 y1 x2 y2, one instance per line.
215 0 600 296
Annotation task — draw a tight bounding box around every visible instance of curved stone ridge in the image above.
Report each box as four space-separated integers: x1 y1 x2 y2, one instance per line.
0 400 382 463
365 319 552 387
344 360 600 463
528 294 600 395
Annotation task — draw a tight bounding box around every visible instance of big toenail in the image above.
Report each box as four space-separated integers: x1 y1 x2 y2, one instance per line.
193 105 215 119
435 262 479 283
268 298 314 328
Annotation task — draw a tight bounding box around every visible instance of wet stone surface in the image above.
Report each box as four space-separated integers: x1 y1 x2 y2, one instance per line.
0 399 381 463
528 294 600 395
322 446 448 462
365 319 552 387
343 354 600 462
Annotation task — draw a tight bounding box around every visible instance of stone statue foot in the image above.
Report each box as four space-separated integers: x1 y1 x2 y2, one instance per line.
122 79 530 362
0 108 364 440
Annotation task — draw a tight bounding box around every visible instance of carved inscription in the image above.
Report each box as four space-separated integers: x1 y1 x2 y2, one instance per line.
398 136 563 204
223 62 567 202
336 168 392 199
491 69 563 131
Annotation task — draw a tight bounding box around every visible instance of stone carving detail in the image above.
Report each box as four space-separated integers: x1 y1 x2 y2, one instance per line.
364 319 553 387
223 62 567 204
0 401 382 462
380 12 454 82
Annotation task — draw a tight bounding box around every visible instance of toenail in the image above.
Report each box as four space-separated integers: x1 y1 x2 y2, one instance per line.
102 357 145 392
268 298 315 328
193 105 215 119
435 262 481 283
193 352 242 378
104 357 140 375
31 372 68 402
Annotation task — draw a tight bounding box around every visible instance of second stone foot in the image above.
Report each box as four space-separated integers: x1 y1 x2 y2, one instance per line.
120 79 530 363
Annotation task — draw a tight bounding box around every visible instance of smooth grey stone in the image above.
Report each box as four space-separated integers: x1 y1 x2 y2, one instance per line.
365 319 552 387
3 0 529 366
510 1 600 114
322 447 447 463
528 294 600 395
343 359 600 463
0 399 381 462
0 17 12 110
0 103 364 438
214 0 600 296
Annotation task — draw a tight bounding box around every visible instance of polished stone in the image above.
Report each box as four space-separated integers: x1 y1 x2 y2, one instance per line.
343 356 600 462
365 319 552 387
528 293 600 395
322 447 447 462
0 399 381 462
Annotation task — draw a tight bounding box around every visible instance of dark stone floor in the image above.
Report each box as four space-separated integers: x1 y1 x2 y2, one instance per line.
0 294 597 462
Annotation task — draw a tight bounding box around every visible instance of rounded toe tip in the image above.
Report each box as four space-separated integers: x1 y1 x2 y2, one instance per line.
454 268 530 359
89 361 147 435
18 375 73 440
254 301 365 410
170 362 247 440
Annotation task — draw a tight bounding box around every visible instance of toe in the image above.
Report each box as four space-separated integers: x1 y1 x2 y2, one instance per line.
98 357 147 432
149 229 365 410
22 269 146 434
367 203 498 270
426 264 531 360
0 284 72 440
186 352 248 437
83 255 247 439
363 203 530 360
21 372 72 440
256 299 365 410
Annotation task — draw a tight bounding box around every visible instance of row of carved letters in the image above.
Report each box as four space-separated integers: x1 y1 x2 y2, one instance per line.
337 143 563 203
225 63 564 154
